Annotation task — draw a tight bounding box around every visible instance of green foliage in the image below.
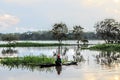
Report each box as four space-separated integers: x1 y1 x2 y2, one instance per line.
1 34 19 42
94 18 120 43
52 23 68 43
72 25 84 40
89 44 120 51
0 31 98 40
0 42 65 47
1 55 55 66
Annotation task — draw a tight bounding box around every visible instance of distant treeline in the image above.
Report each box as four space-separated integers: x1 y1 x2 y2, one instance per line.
0 31 100 40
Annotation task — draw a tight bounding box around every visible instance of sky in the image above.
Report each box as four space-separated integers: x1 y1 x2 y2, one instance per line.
0 0 120 33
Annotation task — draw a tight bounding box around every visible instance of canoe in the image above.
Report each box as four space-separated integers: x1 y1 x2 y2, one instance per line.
40 62 77 68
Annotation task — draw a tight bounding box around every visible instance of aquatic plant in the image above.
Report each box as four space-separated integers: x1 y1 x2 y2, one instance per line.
89 44 120 51
0 42 65 47
1 55 55 66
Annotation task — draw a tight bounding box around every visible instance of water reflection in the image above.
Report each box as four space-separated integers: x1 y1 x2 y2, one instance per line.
2 64 54 72
94 51 120 69
1 47 18 58
1 62 63 75
1 48 120 80
73 45 85 62
55 66 62 75
52 45 69 62
52 45 85 63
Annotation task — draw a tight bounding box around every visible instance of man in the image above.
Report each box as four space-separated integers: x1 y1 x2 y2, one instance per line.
55 54 62 66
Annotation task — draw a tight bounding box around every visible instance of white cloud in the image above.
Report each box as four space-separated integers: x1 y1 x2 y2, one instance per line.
2 0 120 33
0 14 20 31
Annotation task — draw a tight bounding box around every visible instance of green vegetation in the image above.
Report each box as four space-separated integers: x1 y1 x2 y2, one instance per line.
1 55 55 66
94 18 120 44
0 42 66 47
52 23 68 44
0 31 98 40
89 44 120 51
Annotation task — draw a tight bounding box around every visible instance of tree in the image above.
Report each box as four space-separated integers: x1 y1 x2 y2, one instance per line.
94 18 120 43
52 23 68 56
1 34 19 44
52 23 68 44
72 25 84 47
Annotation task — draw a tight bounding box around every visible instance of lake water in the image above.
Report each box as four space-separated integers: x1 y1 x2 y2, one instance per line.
0 40 120 80
0 40 105 44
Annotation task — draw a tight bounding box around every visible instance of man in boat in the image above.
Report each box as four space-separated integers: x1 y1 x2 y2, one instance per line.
55 54 62 66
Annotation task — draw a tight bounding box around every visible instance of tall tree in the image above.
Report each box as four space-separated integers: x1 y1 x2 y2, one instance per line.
94 18 120 43
1 34 19 44
52 23 68 55
72 25 84 47
52 23 68 44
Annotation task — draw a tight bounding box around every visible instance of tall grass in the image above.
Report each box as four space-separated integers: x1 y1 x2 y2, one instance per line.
89 44 120 51
1 55 55 66
0 42 65 47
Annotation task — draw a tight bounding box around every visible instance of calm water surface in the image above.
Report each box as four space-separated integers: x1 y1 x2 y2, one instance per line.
0 41 120 80
0 40 105 44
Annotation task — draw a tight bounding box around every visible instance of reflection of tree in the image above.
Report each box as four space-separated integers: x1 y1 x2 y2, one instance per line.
73 46 84 62
1 47 18 57
53 46 69 62
53 45 85 63
2 64 54 72
94 51 120 67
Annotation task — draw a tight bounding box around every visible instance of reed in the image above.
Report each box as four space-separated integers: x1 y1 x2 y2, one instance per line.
0 42 65 47
89 44 120 51
1 55 55 66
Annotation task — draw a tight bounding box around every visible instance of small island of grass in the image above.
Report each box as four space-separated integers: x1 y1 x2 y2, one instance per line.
0 42 66 47
1 55 55 66
89 44 120 52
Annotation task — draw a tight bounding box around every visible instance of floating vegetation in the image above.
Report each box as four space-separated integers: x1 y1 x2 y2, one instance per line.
0 42 66 47
1 55 55 66
89 44 120 51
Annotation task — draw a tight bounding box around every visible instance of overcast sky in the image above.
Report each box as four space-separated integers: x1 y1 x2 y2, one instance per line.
0 0 120 33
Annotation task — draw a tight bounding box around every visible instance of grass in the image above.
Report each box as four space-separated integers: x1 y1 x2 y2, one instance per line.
0 55 55 66
89 44 120 51
0 42 66 47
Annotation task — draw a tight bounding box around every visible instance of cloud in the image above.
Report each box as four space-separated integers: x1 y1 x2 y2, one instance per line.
0 14 20 31
2 0 120 33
